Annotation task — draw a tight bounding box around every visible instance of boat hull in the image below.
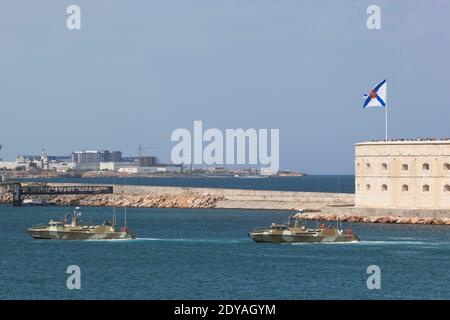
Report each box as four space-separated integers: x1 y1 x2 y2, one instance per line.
27 229 134 240
249 232 359 243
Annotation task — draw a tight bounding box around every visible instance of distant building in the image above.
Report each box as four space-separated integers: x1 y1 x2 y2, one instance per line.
119 166 182 174
16 155 40 163
355 139 450 210
110 151 122 162
99 162 138 171
72 151 98 164
51 162 76 172
0 161 27 170
139 156 158 167
48 155 72 162
121 156 139 163
16 154 72 169
74 163 101 171
71 150 122 164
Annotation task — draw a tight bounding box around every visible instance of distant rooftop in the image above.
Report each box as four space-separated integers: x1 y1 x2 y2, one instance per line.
356 138 450 145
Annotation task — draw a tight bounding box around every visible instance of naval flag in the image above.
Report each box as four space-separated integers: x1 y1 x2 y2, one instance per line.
363 79 387 108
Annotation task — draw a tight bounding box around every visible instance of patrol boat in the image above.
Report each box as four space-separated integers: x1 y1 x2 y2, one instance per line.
27 207 135 240
248 212 359 243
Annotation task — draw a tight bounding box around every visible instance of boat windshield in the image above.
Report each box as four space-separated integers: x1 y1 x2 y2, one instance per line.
271 225 288 230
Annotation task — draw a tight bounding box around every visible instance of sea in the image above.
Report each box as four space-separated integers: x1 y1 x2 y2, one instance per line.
1 175 450 299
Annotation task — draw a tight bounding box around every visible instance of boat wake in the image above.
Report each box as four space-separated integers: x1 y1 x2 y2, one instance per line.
133 237 245 244
357 240 426 245
289 240 360 246
83 238 135 242
288 240 450 246
355 240 450 246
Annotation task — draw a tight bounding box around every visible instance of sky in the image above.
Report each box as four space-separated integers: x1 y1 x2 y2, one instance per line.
1 0 449 174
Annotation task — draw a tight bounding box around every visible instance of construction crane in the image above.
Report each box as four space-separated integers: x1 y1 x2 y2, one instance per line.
0 144 5 181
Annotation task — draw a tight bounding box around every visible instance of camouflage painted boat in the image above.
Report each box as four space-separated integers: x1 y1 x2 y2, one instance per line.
249 213 359 243
27 207 135 240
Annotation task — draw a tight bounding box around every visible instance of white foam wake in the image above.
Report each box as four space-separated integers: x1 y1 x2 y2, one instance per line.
134 237 245 244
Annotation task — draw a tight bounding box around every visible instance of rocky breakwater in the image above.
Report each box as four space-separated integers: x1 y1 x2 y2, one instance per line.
295 211 450 225
39 194 224 209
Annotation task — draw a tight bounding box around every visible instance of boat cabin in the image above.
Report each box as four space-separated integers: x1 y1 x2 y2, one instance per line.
48 221 63 227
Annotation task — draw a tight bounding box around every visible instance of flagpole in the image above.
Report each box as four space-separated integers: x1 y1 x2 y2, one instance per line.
384 80 388 141
385 104 388 141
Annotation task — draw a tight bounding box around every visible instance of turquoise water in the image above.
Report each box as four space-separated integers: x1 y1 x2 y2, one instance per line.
1 205 450 299
19 175 355 193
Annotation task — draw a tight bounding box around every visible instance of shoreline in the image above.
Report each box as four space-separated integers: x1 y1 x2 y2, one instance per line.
0 193 223 209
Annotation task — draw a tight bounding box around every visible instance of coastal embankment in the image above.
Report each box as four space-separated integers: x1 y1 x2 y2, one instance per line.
2 183 450 224
296 210 450 225
0 184 352 209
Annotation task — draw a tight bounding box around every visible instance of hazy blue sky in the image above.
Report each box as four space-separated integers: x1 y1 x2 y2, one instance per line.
1 0 449 173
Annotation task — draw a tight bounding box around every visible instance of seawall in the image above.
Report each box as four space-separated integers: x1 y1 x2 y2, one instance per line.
111 184 354 210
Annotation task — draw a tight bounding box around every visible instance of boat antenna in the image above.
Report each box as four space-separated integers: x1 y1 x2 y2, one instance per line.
124 205 127 228
113 205 116 227
123 176 127 228
112 177 116 227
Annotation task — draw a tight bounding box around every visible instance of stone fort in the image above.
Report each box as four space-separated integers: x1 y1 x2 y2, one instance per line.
355 139 450 209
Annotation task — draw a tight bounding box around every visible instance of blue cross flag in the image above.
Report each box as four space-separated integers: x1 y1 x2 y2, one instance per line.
363 79 387 109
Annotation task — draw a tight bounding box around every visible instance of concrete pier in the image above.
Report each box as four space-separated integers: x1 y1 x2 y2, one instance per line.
111 184 354 210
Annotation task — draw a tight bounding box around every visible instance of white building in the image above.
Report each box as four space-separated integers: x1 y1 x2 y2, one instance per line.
50 162 77 173
99 162 138 171
119 166 182 174
0 161 28 170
